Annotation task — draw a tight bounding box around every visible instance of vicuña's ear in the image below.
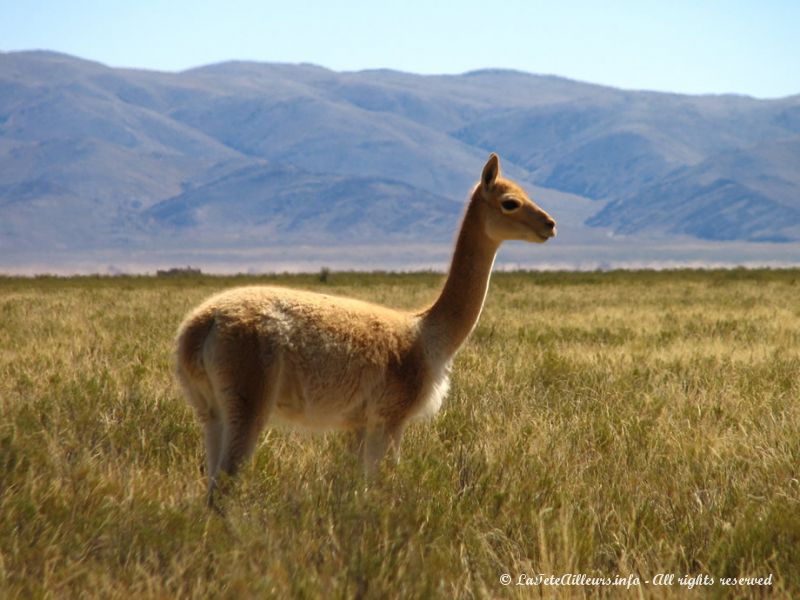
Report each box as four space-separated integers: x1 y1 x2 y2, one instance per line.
482 153 500 192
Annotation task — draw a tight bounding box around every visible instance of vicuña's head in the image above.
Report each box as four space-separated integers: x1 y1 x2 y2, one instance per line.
477 153 557 244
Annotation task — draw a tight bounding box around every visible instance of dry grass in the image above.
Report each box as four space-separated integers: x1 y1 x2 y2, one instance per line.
1 269 799 598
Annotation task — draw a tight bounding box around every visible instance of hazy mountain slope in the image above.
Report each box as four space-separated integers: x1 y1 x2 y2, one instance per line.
0 53 256 251
454 93 800 201
1 49 799 263
166 88 486 194
588 136 800 242
144 163 461 245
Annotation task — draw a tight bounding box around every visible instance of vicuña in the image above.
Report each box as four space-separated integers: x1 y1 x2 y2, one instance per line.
176 154 557 505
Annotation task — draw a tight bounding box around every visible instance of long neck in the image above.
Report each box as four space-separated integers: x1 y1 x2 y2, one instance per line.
421 194 500 359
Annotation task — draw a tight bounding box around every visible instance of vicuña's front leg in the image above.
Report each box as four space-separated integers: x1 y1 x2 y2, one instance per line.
363 427 391 477
388 423 405 466
350 427 366 462
362 424 405 476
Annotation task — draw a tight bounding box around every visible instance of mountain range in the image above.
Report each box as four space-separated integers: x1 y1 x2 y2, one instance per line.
1 51 799 272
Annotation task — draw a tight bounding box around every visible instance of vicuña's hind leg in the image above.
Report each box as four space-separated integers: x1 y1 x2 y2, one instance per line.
207 338 277 504
207 391 270 507
203 413 224 505
177 374 224 504
218 400 267 478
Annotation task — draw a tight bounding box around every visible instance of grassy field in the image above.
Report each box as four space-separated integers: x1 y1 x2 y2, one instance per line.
1 269 799 598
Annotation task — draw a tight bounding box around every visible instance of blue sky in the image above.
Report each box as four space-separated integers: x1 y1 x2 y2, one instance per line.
1 0 798 98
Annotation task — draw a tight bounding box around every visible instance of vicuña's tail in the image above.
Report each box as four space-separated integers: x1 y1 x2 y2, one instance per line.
175 311 215 382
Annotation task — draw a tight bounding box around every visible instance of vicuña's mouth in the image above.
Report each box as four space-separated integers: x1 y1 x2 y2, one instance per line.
531 232 549 243
538 227 557 241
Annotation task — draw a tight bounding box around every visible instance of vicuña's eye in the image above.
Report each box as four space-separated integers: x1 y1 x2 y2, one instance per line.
500 198 521 212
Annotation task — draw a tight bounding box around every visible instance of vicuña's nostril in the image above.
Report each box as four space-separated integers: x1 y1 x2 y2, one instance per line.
544 219 556 230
